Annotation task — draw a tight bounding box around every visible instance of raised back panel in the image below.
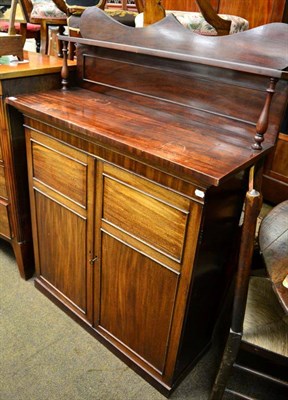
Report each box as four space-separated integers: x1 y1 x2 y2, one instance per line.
76 45 287 145
74 9 288 148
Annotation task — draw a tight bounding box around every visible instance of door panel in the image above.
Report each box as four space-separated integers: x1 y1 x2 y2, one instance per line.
98 232 179 373
27 130 95 321
94 161 196 374
35 192 88 314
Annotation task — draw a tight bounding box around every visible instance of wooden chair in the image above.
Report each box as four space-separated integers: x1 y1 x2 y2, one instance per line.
59 0 143 58
0 0 25 59
62 0 143 36
18 0 67 54
136 0 249 36
106 0 140 11
210 199 288 399
0 1 41 52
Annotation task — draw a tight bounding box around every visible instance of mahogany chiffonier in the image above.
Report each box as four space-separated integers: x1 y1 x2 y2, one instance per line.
0 52 75 279
7 10 288 395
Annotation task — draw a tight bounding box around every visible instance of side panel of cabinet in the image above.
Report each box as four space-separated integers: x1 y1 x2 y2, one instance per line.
26 129 95 322
0 98 11 239
94 161 203 380
262 132 288 204
0 161 10 236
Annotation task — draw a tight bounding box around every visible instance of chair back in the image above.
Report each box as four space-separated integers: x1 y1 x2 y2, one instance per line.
18 0 32 21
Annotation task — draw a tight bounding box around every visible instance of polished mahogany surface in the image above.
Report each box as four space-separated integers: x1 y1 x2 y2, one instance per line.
4 87 277 188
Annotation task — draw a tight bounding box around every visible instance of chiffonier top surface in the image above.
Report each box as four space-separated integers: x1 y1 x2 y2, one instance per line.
6 11 288 188
6 86 283 188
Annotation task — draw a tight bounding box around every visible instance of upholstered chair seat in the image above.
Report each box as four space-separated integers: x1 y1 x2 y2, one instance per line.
0 19 41 33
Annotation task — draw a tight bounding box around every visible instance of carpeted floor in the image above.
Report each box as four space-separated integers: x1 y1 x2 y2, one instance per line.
0 239 221 400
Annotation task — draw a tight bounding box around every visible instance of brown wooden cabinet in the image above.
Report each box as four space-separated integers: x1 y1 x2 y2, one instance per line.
0 52 75 279
24 117 247 391
7 12 288 395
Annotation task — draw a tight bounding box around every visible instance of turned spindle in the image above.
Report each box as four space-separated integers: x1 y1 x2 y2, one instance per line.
252 77 278 150
61 40 69 91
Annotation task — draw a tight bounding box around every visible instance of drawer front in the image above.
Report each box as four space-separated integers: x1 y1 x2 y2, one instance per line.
0 200 11 239
0 165 8 200
29 131 89 208
102 163 190 262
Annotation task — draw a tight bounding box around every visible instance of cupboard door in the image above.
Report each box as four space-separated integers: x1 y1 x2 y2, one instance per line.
94 162 201 376
0 100 11 239
99 232 179 373
26 129 95 322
